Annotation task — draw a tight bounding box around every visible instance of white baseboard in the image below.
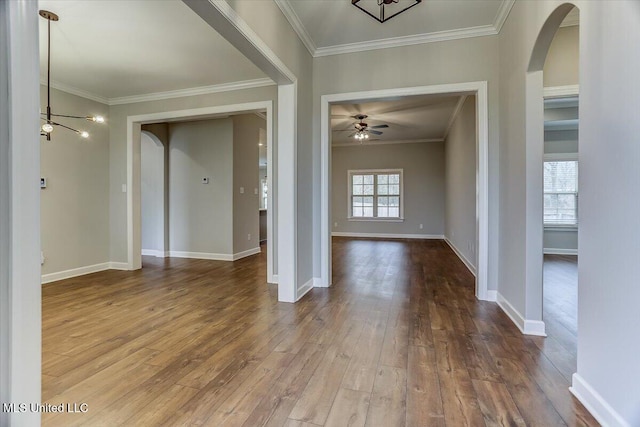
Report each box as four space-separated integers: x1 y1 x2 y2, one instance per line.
42 262 111 284
168 251 234 261
141 249 169 257
232 247 261 261
444 238 477 276
570 373 630 427
544 248 578 255
496 292 546 336
313 277 328 288
485 290 498 302
296 278 314 301
332 232 444 240
109 262 130 271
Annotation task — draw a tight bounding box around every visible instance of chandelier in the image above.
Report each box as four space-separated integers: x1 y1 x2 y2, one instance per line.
39 10 105 141
351 0 422 23
354 131 369 141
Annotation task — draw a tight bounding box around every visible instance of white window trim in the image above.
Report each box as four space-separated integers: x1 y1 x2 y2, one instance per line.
543 153 578 228
347 168 404 221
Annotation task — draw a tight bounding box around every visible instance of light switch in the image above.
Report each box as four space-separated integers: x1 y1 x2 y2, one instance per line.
240 187 244 194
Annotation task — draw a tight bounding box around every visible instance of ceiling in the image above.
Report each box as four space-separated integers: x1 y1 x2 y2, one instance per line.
38 0 267 102
331 94 464 145
277 0 514 56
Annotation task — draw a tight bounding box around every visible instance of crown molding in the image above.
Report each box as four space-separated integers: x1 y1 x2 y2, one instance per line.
274 0 316 56
314 24 498 57
494 0 516 33
108 78 275 105
42 78 109 105
277 0 514 58
332 138 443 147
42 78 275 106
443 95 468 140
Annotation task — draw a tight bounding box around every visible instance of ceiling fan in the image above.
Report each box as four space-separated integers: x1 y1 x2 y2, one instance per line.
336 114 389 141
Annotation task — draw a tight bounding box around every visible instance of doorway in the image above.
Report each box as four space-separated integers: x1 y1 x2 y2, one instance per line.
320 82 490 300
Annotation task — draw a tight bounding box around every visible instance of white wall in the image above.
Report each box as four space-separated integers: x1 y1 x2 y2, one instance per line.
332 142 445 237
499 1 640 425
444 96 477 270
312 34 501 292
40 86 110 277
232 114 263 254
168 119 234 255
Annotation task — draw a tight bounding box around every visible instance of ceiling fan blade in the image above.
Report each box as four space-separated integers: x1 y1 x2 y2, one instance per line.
369 130 383 135
331 114 353 118
369 124 389 129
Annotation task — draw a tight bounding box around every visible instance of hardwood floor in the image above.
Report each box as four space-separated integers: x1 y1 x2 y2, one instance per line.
42 239 597 426
543 254 579 383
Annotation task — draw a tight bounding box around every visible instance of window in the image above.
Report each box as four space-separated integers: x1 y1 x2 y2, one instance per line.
349 170 403 220
260 177 268 210
544 157 578 226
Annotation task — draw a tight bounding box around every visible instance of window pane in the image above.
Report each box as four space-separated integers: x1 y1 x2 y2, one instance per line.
363 184 374 195
389 196 399 207
388 207 400 217
363 175 374 184
378 206 389 217
363 196 373 207
353 196 363 205
389 184 400 195
378 184 388 195
389 174 400 184
378 196 388 207
353 185 363 195
378 174 388 184
353 206 363 217
353 175 363 185
544 161 577 192
363 207 374 217
544 160 578 225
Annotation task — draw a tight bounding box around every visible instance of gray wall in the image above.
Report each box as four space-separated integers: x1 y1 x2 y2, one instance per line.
40 86 110 276
500 2 640 424
332 143 445 236
543 25 579 88
444 96 477 271
140 130 166 253
168 119 234 255
232 114 263 253
313 33 501 291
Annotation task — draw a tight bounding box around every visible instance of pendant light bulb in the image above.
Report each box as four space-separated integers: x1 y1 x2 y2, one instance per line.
80 131 89 139
91 115 105 123
42 123 54 133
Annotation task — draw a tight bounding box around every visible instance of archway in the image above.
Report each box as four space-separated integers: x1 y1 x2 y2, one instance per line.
523 3 579 334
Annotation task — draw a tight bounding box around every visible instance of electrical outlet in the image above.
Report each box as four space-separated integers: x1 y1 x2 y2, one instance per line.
334 222 338 228
419 224 423 230
247 233 251 240
240 187 245 194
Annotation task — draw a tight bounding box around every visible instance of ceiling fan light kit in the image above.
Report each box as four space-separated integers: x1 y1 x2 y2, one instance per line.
352 0 422 23
39 10 105 141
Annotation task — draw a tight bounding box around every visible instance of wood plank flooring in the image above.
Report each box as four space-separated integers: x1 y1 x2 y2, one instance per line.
41 239 597 426
543 254 579 383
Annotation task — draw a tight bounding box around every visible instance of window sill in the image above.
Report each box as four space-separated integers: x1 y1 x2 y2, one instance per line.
348 217 404 223
544 225 578 231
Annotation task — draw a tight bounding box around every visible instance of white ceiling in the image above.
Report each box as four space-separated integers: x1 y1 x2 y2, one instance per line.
38 0 267 102
277 0 514 56
331 94 464 145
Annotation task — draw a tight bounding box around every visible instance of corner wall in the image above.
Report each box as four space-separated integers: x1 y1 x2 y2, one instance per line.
444 96 477 272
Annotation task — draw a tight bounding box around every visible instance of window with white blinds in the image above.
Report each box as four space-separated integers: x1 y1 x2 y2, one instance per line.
544 159 578 226
349 170 403 219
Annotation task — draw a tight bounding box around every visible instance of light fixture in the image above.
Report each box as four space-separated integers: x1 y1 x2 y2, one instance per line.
39 10 105 141
352 0 422 23
354 131 369 142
